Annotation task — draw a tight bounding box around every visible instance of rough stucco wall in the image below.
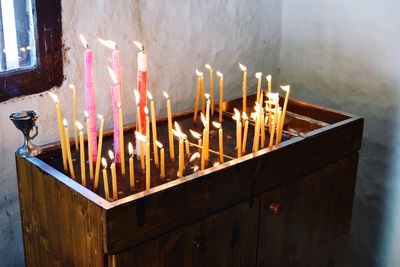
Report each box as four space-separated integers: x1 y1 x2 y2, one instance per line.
0 0 282 265
278 0 400 266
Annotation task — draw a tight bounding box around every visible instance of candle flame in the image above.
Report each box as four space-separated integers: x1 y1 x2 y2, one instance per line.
97 37 117 50
174 121 182 134
79 34 88 49
216 71 223 78
212 121 221 129
238 63 247 72
163 91 169 99
267 92 279 101
63 118 68 127
107 66 118 85
147 91 153 100
108 150 114 161
233 108 241 121
117 102 122 109
196 69 203 77
75 121 83 131
213 162 220 167
255 72 262 79
101 157 107 168
135 131 147 142
205 93 210 100
242 112 248 120
144 106 149 115
266 74 272 82
200 113 207 128
281 85 290 92
156 140 163 149
205 64 212 70
134 89 140 105
190 152 200 162
250 112 258 121
49 92 59 103
69 84 76 90
133 41 144 51
84 110 89 118
193 165 199 172
190 129 202 139
128 142 134 156
97 114 104 120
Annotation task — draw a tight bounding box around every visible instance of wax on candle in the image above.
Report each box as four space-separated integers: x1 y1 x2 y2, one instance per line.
108 150 118 200
101 158 110 201
80 34 98 161
49 92 68 171
134 41 148 135
216 71 224 122
156 141 165 178
148 92 159 166
63 119 75 180
76 121 86 186
164 91 175 159
128 142 135 191
255 72 262 104
242 112 249 153
70 84 79 151
205 64 214 115
117 103 125 175
193 69 203 122
239 63 247 114
84 111 94 181
94 114 105 192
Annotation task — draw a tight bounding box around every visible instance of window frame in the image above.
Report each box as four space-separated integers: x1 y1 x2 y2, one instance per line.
0 0 63 102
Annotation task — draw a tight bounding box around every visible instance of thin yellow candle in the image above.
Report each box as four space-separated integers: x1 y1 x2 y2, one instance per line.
201 128 207 170
101 158 110 201
233 108 242 158
185 139 190 157
70 84 79 151
241 112 249 153
255 72 262 103
63 119 75 180
269 102 279 148
266 74 272 94
205 64 214 115
76 121 86 186
146 140 151 190
278 85 291 143
260 107 266 148
94 114 105 192
205 94 211 160
267 92 278 133
84 111 94 181
147 92 159 166
252 105 261 153
109 150 118 200
193 69 202 122
117 103 126 175
266 75 273 131
216 71 224 122
128 142 135 192
136 131 146 172
239 63 247 114
201 75 205 115
156 141 165 178
49 92 68 171
174 122 185 177
145 107 150 142
164 91 175 159
275 108 282 145
212 122 224 163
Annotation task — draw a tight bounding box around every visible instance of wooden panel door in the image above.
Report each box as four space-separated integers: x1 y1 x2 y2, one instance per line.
111 197 260 267
257 154 358 267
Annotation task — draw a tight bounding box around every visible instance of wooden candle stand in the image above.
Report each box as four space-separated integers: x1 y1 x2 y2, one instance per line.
16 94 363 266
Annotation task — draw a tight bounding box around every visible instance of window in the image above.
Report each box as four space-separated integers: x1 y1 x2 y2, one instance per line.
0 0 63 102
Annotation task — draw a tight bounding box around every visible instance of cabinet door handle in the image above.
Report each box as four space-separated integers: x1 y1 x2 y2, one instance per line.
267 202 283 215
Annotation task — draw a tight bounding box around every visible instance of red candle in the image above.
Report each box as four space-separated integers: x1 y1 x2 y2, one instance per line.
134 41 147 135
80 34 98 161
108 66 121 163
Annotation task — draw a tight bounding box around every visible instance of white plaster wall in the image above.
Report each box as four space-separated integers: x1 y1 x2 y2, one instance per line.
278 0 400 266
0 0 282 265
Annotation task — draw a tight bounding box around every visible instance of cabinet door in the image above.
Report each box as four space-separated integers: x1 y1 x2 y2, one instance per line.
111 197 260 267
257 154 358 267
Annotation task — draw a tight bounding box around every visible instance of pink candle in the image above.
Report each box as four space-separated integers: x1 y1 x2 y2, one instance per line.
108 67 121 163
80 34 98 161
134 41 147 135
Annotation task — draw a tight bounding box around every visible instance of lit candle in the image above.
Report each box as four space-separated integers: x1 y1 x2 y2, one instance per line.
216 71 224 122
205 64 214 115
269 99 279 148
252 106 260 153
267 91 277 133
107 66 121 164
255 72 262 103
133 41 148 136
94 114 105 192
146 139 151 190
101 158 110 201
201 75 205 115
239 63 247 114
233 108 242 158
212 122 224 163
148 92 159 166
266 75 273 131
75 121 86 186
193 69 203 122
174 122 184 177
118 103 125 175
128 142 135 192
205 93 211 160
275 107 282 145
156 141 166 178
190 129 202 153
63 119 75 180
109 150 118 200
80 34 98 161
70 84 79 151
201 128 207 170
278 85 291 143
241 112 249 154
190 152 201 168
266 74 272 94
49 92 68 171
164 91 175 159
200 113 208 162
260 107 266 148
84 111 94 181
